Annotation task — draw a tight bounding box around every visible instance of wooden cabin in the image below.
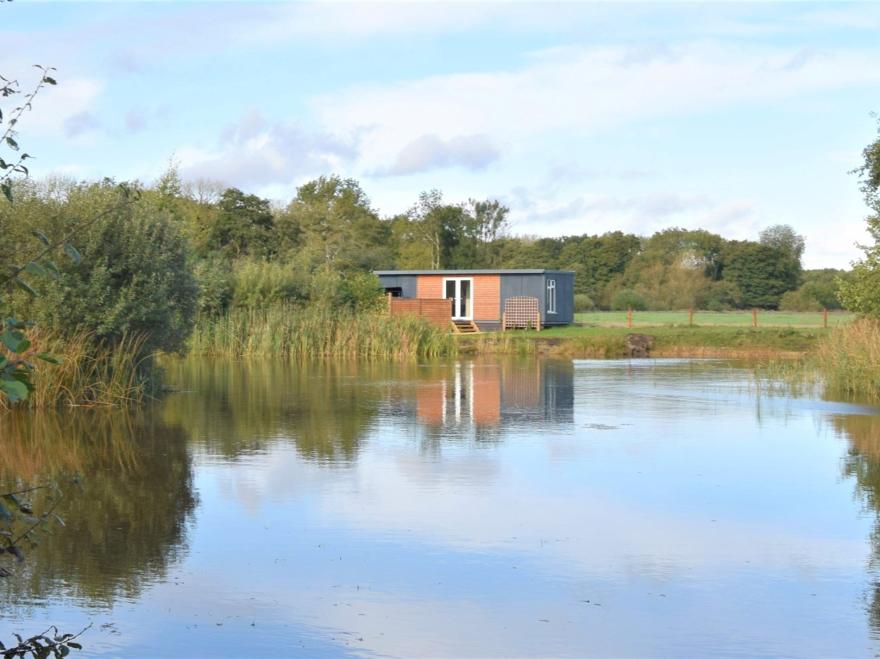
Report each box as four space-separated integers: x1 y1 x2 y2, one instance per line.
375 269 574 332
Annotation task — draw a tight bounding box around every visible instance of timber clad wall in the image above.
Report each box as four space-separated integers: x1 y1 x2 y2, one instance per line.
472 275 500 321
415 274 501 321
389 298 451 329
415 275 442 300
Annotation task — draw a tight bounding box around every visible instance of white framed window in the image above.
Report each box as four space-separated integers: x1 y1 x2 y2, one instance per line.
546 279 557 314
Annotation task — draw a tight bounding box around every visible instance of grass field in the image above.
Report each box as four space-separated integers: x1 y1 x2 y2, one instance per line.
459 310 854 358
575 310 854 328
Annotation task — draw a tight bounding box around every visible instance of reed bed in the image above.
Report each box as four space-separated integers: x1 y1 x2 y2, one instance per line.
814 318 880 401
188 306 454 359
0 330 150 410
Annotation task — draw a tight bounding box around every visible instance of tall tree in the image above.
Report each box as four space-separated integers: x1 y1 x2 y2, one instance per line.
194 187 276 259
839 120 880 317
286 175 391 272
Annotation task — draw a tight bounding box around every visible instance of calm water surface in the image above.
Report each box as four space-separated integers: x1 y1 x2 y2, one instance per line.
2 357 880 658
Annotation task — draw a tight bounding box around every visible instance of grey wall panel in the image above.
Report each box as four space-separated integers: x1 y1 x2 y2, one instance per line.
541 272 574 325
500 274 549 322
377 274 417 298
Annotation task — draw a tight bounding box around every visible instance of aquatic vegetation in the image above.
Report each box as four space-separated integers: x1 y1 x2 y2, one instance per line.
188 305 454 360
0 330 150 410
815 318 880 401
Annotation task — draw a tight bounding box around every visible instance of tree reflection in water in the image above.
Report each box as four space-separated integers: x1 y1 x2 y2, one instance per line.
836 413 880 634
0 409 196 609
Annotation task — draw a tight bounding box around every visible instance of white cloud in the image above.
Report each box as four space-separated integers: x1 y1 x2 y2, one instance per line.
177 109 357 189
21 77 104 139
313 42 880 174
376 133 500 176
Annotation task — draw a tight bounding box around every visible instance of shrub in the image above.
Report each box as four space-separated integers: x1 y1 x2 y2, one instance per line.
194 258 233 315
779 288 823 312
230 258 309 309
695 280 742 311
335 272 385 312
611 288 647 311
573 293 595 313
33 184 198 355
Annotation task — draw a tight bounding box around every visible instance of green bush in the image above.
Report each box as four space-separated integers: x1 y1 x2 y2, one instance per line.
573 293 595 313
779 288 823 312
695 280 742 311
34 184 198 355
611 288 647 311
230 259 310 309
194 258 233 315
335 271 385 312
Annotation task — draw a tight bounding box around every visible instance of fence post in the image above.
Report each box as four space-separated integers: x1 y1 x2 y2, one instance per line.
823 308 828 329
502 312 507 332
536 311 541 332
752 308 758 327
627 308 633 328
688 308 694 327
387 292 392 313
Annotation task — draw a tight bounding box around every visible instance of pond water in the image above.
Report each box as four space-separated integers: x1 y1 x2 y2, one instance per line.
2 357 880 657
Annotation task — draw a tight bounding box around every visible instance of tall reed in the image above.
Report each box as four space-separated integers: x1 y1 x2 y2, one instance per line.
0 330 150 410
188 306 454 360
814 318 880 400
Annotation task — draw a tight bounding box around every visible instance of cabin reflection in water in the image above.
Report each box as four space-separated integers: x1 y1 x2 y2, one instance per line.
413 360 574 429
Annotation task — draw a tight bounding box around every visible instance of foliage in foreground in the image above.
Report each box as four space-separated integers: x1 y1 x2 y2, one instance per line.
814 319 880 401
0 330 149 410
188 306 454 359
839 119 880 318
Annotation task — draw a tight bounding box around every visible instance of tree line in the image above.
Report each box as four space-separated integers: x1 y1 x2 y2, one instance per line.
0 169 853 356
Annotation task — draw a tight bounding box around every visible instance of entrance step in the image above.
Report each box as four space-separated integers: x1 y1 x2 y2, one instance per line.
451 320 481 334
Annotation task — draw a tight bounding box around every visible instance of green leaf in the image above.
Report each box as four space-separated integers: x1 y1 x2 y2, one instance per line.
36 353 60 365
1 329 28 353
63 243 82 264
13 276 37 297
1 181 11 203
0 378 28 401
24 261 47 278
5 136 18 151
31 229 50 246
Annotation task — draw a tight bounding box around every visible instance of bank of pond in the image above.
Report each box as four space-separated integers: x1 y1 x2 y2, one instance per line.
6 309 878 410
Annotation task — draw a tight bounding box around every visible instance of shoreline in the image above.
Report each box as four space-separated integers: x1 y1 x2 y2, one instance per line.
456 325 825 360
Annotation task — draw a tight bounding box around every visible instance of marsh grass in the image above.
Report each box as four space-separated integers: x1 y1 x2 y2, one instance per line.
814 319 880 401
189 306 454 359
0 330 150 410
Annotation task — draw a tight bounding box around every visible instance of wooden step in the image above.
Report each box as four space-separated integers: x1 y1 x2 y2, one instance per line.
451 320 480 334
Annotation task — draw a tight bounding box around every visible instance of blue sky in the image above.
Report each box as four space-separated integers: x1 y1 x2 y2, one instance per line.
3 2 880 268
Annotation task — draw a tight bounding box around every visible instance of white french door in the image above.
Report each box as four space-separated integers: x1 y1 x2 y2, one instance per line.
443 277 473 320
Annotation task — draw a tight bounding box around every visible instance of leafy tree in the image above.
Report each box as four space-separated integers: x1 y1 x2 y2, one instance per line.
27 181 199 355
611 288 647 311
558 231 641 303
194 187 276 259
286 175 391 272
720 240 798 308
780 269 849 311
839 120 880 317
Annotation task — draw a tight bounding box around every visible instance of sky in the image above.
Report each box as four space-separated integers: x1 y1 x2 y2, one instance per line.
2 1 880 269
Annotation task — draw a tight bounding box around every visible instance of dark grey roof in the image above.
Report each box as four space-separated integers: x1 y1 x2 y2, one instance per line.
374 269 574 276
